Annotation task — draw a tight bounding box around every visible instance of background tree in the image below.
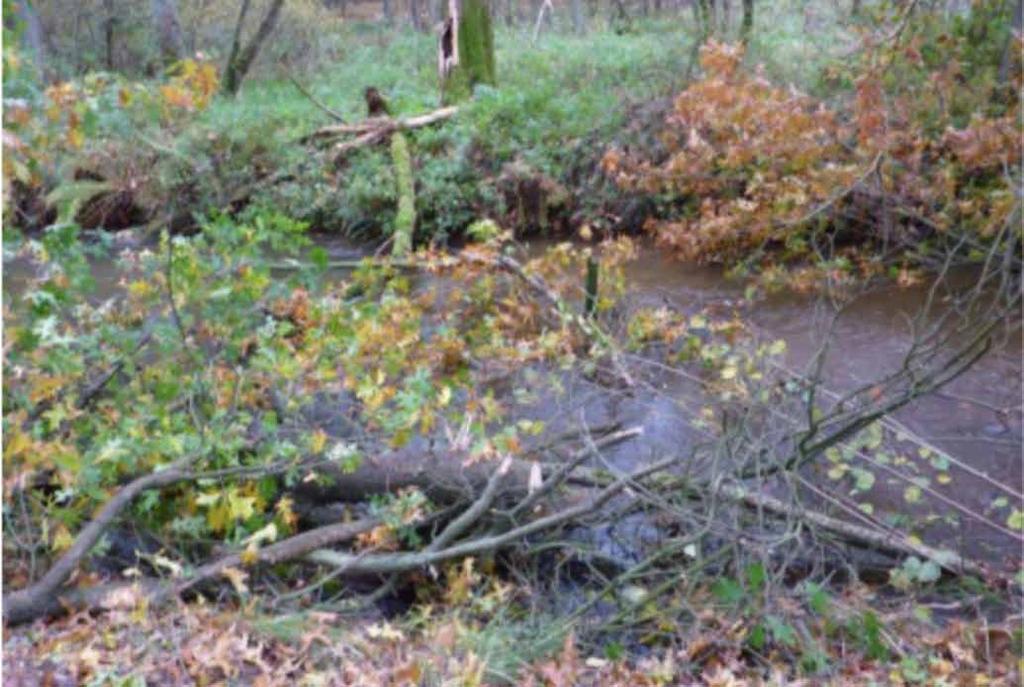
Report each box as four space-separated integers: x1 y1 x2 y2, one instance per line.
409 0 424 31
103 0 118 70
223 0 286 96
438 0 495 104
6 0 49 81
571 0 585 33
151 0 183 66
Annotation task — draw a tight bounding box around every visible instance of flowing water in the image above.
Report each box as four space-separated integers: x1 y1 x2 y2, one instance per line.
609 246 1022 567
4 234 1021 568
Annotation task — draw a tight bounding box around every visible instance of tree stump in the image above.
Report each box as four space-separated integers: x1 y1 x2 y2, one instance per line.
438 0 496 105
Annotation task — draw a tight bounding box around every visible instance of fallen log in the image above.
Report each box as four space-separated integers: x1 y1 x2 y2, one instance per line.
301 106 459 146
2 426 641 625
290 426 643 506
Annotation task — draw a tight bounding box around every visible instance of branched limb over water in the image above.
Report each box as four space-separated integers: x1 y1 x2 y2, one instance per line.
2 226 1019 633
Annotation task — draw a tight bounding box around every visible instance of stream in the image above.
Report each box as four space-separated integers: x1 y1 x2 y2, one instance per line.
4 233 1021 571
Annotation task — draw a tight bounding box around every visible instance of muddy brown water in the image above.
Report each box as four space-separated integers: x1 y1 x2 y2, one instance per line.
4 235 1021 569
607 247 1022 568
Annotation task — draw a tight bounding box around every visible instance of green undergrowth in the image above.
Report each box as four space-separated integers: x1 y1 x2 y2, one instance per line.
41 24 781 244
214 26 703 244
10 15 863 246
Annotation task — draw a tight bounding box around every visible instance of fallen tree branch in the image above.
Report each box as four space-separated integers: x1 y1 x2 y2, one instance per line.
306 454 681 574
427 456 512 552
10 518 380 624
3 456 196 625
2 420 645 625
7 441 656 624
301 106 459 146
287 72 346 123
718 482 992 580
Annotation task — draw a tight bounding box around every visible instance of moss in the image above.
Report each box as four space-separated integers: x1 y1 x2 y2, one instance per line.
390 131 415 257
442 0 496 104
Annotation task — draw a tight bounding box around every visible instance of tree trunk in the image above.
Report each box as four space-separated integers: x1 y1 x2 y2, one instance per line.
103 0 117 71
390 132 416 257
998 0 1022 84
697 0 712 37
151 0 184 67
9 0 49 82
741 0 753 41
383 0 394 25
571 0 585 33
438 0 496 105
223 0 286 96
410 0 423 30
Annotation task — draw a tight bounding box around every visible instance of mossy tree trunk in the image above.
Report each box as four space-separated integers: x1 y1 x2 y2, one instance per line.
697 0 712 38
223 0 286 96
438 0 496 105
390 132 416 257
741 0 753 41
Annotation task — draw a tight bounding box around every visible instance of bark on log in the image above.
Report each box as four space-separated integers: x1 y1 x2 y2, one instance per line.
291 428 642 506
303 106 459 144
2 429 641 625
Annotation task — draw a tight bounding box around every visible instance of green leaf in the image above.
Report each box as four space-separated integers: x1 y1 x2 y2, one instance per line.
309 246 329 271
604 642 624 661
863 422 883 450
745 562 766 593
1007 509 1024 531
805 583 830 616
748 623 766 650
827 465 847 481
765 615 797 647
929 452 950 471
859 611 887 660
712 577 744 606
917 560 941 583
852 468 875 492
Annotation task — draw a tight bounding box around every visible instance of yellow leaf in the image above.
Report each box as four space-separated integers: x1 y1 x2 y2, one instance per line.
66 126 84 149
52 525 74 552
227 490 257 521
4 428 32 460
221 566 249 595
308 429 328 454
241 542 259 566
245 522 278 546
275 496 298 529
